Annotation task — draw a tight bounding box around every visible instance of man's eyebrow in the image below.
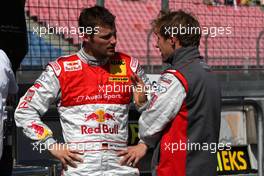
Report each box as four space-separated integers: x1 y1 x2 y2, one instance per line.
98 30 116 38
99 32 112 37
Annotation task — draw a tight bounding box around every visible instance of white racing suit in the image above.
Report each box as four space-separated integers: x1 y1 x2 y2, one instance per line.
0 49 18 160
15 49 150 176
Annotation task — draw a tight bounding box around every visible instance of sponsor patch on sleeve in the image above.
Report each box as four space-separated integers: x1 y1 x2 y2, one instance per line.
38 71 50 83
160 74 173 85
49 61 61 76
23 82 42 102
28 122 52 140
153 84 167 94
18 101 29 109
24 89 35 102
63 60 82 72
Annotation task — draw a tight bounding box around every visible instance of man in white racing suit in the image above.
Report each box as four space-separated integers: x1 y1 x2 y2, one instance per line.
15 6 149 176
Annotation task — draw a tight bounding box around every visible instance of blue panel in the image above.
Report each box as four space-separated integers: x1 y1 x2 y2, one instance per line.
21 32 64 68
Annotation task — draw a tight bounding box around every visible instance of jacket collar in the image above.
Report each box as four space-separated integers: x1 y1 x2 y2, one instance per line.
77 48 109 66
163 46 201 70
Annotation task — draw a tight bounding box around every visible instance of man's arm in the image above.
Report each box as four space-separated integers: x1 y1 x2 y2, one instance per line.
139 72 186 147
14 65 83 170
14 65 59 146
118 72 186 166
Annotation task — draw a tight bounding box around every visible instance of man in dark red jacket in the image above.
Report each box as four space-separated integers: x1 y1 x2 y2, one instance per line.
119 10 221 176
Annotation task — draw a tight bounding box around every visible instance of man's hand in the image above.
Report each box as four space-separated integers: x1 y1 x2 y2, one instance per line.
49 143 84 171
131 75 147 107
117 143 148 167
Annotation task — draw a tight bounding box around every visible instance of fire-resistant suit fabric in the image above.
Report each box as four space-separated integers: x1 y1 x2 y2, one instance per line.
15 49 150 176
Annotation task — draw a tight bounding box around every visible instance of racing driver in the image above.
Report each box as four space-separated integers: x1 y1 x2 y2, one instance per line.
15 6 149 176
118 10 221 176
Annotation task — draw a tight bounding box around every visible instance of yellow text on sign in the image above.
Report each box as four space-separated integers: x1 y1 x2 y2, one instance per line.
217 150 247 172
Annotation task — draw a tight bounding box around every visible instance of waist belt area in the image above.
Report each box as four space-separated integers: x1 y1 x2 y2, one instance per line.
67 141 127 151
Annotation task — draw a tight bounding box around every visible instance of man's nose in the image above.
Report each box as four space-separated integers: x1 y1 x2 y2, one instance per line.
154 43 159 49
110 36 117 45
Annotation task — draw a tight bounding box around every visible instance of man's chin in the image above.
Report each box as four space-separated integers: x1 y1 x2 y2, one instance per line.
107 51 116 57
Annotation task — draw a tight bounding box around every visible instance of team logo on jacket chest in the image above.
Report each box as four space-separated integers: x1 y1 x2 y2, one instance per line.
81 109 118 134
63 60 82 71
109 59 127 76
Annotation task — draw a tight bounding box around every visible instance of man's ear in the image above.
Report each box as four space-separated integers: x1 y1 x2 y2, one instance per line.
82 33 91 43
169 37 181 49
169 37 177 49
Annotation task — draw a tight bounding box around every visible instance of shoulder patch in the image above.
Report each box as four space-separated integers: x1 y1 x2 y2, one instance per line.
153 83 168 94
63 60 82 72
130 57 139 73
160 74 173 85
49 61 61 77
164 69 189 93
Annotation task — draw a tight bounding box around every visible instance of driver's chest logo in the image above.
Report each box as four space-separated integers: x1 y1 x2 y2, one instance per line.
109 59 127 76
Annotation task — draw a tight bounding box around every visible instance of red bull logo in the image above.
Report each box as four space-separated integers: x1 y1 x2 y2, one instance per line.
85 109 115 122
64 60 82 71
28 122 51 140
81 124 119 134
82 109 118 134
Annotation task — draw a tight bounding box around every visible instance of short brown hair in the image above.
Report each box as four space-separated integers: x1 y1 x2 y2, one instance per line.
78 6 116 33
152 10 201 47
